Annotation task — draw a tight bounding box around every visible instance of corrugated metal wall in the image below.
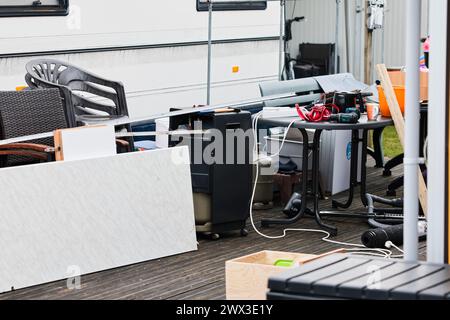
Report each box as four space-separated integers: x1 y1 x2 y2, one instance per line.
287 0 429 82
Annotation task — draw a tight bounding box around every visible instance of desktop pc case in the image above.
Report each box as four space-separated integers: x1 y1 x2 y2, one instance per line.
169 110 253 237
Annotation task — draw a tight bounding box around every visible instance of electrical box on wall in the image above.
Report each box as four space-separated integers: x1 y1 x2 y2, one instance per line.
367 0 385 30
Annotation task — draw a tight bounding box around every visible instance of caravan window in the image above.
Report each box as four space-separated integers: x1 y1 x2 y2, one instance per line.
197 0 267 11
0 0 69 17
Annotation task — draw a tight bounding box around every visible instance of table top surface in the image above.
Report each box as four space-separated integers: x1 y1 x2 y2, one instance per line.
257 114 393 131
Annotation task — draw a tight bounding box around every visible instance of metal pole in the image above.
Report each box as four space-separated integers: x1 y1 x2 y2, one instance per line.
404 0 422 262
335 0 341 73
344 0 351 72
427 0 447 264
355 0 364 80
207 0 213 105
279 0 286 80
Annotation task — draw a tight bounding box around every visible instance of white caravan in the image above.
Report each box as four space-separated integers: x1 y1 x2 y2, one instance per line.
0 0 280 118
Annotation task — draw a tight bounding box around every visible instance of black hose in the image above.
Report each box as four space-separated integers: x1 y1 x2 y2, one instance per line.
366 194 404 229
361 224 404 249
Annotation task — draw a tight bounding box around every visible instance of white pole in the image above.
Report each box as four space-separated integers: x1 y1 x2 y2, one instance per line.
344 0 351 72
206 0 213 105
335 0 341 73
279 0 286 80
427 0 447 264
404 0 422 262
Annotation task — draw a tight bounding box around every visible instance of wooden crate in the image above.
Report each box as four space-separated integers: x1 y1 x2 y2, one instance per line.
225 250 317 300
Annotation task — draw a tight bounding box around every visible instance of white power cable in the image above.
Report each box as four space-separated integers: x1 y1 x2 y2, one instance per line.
423 136 428 166
250 111 400 259
385 241 405 254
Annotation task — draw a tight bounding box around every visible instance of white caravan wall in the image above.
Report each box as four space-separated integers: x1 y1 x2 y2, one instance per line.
0 41 279 118
0 0 280 118
0 0 280 54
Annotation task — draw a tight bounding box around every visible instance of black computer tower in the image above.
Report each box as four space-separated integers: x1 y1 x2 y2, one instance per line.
169 110 253 238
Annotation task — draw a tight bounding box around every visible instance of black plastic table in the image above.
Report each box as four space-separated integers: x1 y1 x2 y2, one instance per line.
258 115 394 236
268 254 450 300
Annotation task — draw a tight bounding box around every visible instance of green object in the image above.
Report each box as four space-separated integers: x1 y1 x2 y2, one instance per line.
383 126 403 158
274 259 295 268
330 113 360 124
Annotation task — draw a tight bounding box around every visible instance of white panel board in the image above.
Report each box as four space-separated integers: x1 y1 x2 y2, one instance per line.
58 125 117 161
0 147 197 293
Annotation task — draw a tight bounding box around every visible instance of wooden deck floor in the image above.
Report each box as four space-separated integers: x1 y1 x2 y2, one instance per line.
0 161 426 300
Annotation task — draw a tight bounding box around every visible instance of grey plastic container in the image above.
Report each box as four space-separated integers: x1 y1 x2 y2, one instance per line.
265 133 314 171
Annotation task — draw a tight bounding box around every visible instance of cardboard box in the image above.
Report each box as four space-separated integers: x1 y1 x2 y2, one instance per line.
388 69 429 101
226 251 316 300
226 250 346 300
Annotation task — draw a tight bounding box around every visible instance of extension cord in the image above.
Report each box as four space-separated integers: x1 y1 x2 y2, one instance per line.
260 107 300 119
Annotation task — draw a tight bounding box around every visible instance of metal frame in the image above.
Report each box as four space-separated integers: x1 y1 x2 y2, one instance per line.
197 0 267 11
0 0 69 17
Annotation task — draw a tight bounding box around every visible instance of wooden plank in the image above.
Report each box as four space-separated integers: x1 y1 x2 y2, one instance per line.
364 26 373 84
376 64 428 215
54 129 64 161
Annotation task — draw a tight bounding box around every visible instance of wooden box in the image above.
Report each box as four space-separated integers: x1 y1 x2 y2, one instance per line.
225 250 317 300
388 69 429 101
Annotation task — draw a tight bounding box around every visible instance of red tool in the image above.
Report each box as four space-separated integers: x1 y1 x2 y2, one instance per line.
296 104 360 124
295 104 339 122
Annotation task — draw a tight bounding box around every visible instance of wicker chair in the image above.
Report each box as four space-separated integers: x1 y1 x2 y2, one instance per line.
0 89 69 167
0 89 130 168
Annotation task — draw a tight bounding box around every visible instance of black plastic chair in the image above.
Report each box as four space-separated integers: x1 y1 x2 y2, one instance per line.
25 59 134 149
25 59 130 125
383 103 428 196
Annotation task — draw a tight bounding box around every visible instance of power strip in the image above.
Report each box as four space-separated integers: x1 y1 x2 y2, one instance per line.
260 107 300 119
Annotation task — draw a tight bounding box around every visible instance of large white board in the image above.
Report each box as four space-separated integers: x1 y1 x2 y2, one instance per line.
0 147 197 293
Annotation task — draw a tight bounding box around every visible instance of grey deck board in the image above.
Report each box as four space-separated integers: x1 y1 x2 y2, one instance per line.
0 160 426 300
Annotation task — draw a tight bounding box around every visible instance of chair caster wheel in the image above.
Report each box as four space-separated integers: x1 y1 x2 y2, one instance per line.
387 190 397 197
383 170 392 177
240 229 249 237
210 233 220 240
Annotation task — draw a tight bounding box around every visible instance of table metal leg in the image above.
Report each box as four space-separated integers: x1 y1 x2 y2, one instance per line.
311 130 338 236
332 130 360 209
359 130 369 207
261 128 311 227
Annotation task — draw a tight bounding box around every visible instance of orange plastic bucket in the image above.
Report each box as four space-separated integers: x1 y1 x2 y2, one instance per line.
377 85 405 117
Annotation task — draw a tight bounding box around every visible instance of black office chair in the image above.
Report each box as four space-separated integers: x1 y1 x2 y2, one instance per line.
25 59 134 149
384 103 428 196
